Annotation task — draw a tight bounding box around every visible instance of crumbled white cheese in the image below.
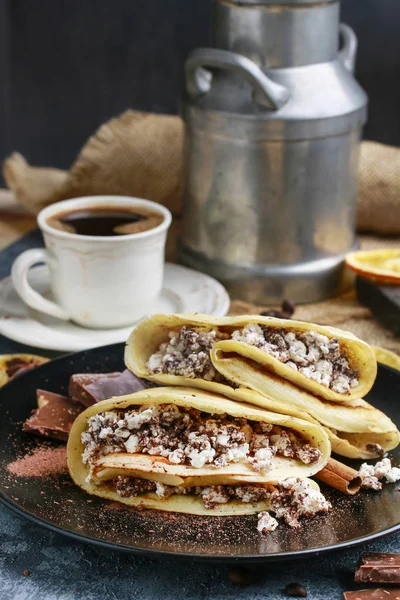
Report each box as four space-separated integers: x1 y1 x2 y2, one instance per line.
331 374 351 394
385 466 400 483
270 479 331 527
155 482 168 497
289 340 307 364
248 447 273 473
200 486 229 506
232 324 265 346
126 406 159 430
291 480 331 516
299 366 315 379
168 449 184 464
314 359 333 388
187 448 216 468
233 325 358 394
226 443 250 463
359 457 400 489
114 428 131 439
375 458 400 483
216 433 230 446
361 476 382 491
124 434 140 453
307 346 321 364
147 327 219 380
359 463 375 478
257 511 278 533
373 458 392 479
286 361 298 370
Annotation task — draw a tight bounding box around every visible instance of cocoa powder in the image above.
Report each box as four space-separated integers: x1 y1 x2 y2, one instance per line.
7 446 67 478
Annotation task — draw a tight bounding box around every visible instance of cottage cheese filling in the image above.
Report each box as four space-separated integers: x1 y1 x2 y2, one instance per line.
81 404 321 474
267 477 332 528
111 475 331 533
147 324 359 395
232 325 359 394
147 327 221 381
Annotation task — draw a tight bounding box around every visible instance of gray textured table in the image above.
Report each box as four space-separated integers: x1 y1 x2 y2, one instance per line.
0 232 399 600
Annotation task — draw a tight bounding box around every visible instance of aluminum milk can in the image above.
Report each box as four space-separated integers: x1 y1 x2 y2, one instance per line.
179 0 368 303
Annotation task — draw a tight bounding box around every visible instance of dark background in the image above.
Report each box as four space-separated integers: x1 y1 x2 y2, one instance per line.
0 0 399 179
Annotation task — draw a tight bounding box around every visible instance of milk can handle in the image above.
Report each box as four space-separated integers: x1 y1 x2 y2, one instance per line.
185 48 290 111
339 24 358 73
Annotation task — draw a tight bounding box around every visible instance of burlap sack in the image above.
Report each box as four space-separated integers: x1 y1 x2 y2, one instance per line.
3 110 400 234
357 141 400 235
3 111 184 217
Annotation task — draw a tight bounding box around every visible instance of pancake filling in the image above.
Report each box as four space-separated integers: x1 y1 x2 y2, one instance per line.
110 476 331 532
232 325 359 394
147 325 359 395
147 327 224 381
81 403 321 473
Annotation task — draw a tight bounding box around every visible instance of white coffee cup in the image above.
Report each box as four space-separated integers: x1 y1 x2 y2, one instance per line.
11 195 172 329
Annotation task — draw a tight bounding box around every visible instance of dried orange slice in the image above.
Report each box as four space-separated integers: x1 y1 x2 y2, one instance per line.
0 354 49 387
372 346 400 372
345 249 400 284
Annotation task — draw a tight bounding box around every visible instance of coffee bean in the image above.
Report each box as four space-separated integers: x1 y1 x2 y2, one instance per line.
227 566 251 585
23 570 30 577
284 582 307 597
281 299 295 317
260 300 295 320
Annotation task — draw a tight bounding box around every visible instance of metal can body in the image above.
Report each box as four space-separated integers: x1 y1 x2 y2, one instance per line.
179 121 361 303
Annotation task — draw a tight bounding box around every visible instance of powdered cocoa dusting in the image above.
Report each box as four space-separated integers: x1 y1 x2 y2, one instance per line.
7 446 67 477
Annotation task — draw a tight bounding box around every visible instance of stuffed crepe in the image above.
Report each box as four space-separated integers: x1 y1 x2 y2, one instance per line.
126 314 376 403
67 387 330 516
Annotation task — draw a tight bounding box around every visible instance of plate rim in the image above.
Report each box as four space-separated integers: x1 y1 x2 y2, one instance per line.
0 346 399 562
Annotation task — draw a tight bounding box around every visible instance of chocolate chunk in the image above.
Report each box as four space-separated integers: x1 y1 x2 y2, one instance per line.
362 554 400 565
69 370 147 406
344 590 400 599
366 444 386 458
69 372 120 405
355 553 400 584
23 390 82 441
284 583 307 597
227 566 251 586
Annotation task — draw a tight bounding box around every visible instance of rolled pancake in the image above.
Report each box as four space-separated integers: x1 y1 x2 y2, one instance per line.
0 353 48 387
125 314 376 403
211 351 400 459
67 387 330 515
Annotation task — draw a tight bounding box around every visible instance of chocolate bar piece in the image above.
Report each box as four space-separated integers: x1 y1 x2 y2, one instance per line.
69 372 121 406
69 369 147 406
355 553 400 584
23 390 82 441
356 277 400 336
344 590 400 599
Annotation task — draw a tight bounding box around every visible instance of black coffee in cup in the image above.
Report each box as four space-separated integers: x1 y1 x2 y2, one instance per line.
46 205 164 236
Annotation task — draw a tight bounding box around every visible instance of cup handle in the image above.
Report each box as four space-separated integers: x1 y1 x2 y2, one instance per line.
11 248 70 321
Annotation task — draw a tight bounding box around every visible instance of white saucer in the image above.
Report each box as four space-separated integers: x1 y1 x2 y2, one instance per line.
0 263 230 352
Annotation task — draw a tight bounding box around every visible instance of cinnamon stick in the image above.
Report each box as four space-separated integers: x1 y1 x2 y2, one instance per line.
315 457 362 495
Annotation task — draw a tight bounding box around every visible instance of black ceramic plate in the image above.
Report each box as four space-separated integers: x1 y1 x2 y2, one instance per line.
0 342 399 561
